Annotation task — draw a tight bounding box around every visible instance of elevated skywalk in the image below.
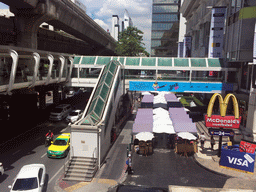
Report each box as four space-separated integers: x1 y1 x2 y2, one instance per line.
0 46 73 94
70 56 238 93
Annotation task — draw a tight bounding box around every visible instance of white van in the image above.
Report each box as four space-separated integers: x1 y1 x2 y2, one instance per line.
49 104 72 121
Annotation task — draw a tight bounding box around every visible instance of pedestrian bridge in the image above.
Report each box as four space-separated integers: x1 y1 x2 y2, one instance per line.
0 46 73 94
70 55 237 93
0 47 238 94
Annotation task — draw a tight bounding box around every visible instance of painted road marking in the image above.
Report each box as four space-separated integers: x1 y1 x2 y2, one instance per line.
49 161 69 184
12 150 21 155
49 165 64 184
41 153 47 158
35 136 42 141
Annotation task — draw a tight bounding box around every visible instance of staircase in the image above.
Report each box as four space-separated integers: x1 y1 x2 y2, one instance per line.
63 157 98 182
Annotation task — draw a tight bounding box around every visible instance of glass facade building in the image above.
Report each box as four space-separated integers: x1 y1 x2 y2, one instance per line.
151 0 180 57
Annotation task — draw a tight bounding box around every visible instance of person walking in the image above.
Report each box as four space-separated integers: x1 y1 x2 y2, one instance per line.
210 135 215 150
126 154 133 174
199 132 206 149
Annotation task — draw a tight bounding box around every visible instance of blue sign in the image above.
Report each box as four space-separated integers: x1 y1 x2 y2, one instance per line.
129 81 233 93
209 128 234 137
220 147 255 173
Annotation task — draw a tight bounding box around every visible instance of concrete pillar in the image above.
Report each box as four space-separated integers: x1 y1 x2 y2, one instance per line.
38 91 46 110
12 5 49 49
53 86 60 105
245 89 256 141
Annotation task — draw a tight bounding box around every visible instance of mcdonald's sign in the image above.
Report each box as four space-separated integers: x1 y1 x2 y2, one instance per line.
205 93 241 129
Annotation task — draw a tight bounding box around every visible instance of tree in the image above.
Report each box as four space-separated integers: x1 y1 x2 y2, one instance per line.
115 26 149 56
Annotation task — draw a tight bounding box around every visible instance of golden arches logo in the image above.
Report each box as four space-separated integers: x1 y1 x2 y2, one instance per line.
207 93 239 119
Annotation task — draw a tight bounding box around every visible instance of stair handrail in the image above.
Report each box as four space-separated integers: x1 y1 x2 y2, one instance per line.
64 146 74 177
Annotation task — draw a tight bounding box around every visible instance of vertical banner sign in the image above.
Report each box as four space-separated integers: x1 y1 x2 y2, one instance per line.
178 42 184 58
254 22 256 64
183 36 192 57
208 7 227 58
252 22 256 88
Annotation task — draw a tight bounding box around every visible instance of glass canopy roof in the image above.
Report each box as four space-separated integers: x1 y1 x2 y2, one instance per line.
73 56 225 68
81 60 120 125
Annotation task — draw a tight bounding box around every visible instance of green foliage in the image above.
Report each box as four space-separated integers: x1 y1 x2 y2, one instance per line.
179 96 205 107
115 26 149 56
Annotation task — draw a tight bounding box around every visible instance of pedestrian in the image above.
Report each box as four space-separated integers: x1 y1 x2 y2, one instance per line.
125 154 133 174
23 65 29 82
210 135 215 150
199 132 206 149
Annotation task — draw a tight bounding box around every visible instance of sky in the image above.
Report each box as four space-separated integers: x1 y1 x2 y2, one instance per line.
0 0 152 54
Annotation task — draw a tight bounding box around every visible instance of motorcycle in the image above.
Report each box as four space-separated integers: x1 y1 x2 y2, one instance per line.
45 135 53 147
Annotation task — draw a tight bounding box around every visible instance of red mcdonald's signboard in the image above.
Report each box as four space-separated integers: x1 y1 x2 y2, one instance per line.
205 114 241 128
205 93 241 129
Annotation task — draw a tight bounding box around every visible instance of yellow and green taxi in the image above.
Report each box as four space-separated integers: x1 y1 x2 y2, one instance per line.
47 133 70 158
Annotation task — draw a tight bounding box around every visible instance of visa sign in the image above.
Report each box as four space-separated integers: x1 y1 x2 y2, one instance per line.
227 156 249 167
220 148 255 173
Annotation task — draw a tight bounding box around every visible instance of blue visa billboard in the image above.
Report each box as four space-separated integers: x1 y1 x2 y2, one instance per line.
220 147 255 173
129 81 233 93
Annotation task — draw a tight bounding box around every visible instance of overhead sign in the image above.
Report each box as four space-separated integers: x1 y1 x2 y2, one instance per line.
129 81 233 93
220 147 255 173
209 128 234 136
205 93 241 128
208 7 227 58
240 140 256 154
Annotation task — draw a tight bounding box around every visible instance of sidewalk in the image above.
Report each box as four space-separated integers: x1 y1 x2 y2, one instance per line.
194 139 256 180
55 120 131 192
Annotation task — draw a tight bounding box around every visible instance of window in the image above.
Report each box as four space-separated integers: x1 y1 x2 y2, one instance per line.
152 14 178 22
152 23 174 30
151 40 177 47
153 0 179 3
153 5 178 13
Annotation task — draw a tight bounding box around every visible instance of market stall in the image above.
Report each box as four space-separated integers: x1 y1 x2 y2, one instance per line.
174 132 198 156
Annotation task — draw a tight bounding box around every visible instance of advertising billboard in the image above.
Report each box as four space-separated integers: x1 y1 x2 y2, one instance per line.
205 93 241 128
129 81 233 93
240 140 256 154
208 7 227 58
205 115 241 128
220 147 255 173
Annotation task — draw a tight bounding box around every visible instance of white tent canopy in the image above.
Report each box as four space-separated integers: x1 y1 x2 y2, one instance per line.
177 132 197 140
153 107 169 115
153 123 175 134
135 132 154 141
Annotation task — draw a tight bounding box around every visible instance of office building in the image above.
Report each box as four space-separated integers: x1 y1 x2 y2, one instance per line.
111 15 119 41
111 10 133 41
151 0 180 57
122 9 133 32
180 0 256 141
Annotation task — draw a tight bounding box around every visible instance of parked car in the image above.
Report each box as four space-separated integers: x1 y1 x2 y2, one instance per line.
0 162 4 175
66 109 83 123
66 90 75 98
8 164 46 192
49 104 72 121
47 133 70 158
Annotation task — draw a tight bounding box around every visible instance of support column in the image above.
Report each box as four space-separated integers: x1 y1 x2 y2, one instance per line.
12 3 49 49
245 89 256 141
53 86 60 105
39 91 46 110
